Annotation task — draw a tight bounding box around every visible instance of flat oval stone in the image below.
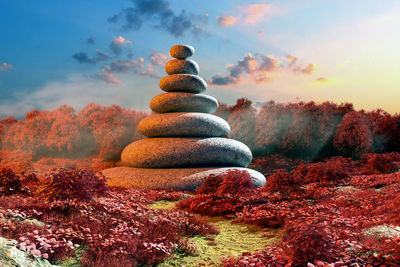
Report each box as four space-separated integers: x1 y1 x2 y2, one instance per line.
165 59 199 75
138 112 230 137
102 166 266 190
159 74 207 93
121 137 252 168
170 45 194 59
150 92 218 113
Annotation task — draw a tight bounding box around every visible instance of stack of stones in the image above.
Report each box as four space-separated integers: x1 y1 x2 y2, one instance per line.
102 45 266 190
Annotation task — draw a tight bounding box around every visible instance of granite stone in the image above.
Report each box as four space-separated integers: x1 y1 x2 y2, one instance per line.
121 137 252 168
138 112 230 137
159 74 207 93
150 92 218 113
165 59 199 75
170 44 194 59
101 166 266 190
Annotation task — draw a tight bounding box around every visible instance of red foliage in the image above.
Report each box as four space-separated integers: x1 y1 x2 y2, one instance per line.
281 223 339 265
0 168 23 195
178 170 257 216
36 168 109 202
361 152 400 174
0 103 146 172
333 111 373 158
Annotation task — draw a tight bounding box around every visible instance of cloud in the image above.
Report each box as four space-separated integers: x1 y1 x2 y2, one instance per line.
284 55 315 74
109 36 132 56
72 49 110 64
149 50 168 66
96 53 164 85
0 62 13 72
315 77 329 83
216 3 281 27
216 15 238 27
87 35 95 45
243 4 271 24
209 53 315 86
108 0 208 38
258 30 265 35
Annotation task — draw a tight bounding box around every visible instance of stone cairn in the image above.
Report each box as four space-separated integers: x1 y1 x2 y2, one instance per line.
102 44 266 190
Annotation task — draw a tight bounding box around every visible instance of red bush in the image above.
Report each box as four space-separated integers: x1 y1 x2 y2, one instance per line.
36 168 109 202
0 168 23 195
362 153 400 174
333 111 373 158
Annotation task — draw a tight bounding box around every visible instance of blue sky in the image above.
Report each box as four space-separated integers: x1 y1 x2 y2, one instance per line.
1 0 399 118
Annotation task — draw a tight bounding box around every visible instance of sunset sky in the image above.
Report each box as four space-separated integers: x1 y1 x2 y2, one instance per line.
1 0 399 118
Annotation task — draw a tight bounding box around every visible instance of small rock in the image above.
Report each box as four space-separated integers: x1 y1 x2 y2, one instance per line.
170 44 194 59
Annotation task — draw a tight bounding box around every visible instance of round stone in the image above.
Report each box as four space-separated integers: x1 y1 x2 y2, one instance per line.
165 59 199 75
150 92 218 113
159 74 207 93
138 112 230 137
101 166 266 190
170 44 194 59
121 137 252 168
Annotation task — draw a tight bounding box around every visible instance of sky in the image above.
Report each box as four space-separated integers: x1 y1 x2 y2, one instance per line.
0 0 399 118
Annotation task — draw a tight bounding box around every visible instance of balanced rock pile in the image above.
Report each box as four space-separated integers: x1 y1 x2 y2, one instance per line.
102 45 266 190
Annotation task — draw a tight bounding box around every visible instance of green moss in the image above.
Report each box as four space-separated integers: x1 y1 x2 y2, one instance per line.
148 200 177 210
161 217 281 266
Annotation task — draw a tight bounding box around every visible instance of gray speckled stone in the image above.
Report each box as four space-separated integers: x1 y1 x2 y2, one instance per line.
170 44 194 59
166 59 199 75
121 137 252 168
138 112 230 137
101 166 266 190
159 74 207 93
150 92 219 113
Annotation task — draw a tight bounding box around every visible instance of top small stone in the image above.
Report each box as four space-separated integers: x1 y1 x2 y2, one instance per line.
170 45 194 59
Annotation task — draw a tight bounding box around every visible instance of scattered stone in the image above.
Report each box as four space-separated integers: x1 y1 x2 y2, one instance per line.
102 167 266 190
159 74 207 93
138 112 230 137
170 44 194 59
150 92 218 113
364 225 400 239
165 59 199 75
121 137 252 168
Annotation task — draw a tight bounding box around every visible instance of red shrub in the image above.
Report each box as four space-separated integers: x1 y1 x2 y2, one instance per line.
362 153 400 174
36 168 109 202
282 224 339 265
0 168 23 195
262 169 300 195
333 111 373 158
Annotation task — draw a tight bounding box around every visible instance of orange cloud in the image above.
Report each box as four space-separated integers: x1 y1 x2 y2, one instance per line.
244 4 271 24
216 15 239 27
209 53 315 86
216 3 281 27
315 77 329 83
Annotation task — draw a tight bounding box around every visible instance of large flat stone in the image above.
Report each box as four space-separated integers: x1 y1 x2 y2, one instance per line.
165 59 199 75
150 92 218 113
101 166 266 190
138 112 230 137
170 44 194 59
159 74 207 93
121 137 252 168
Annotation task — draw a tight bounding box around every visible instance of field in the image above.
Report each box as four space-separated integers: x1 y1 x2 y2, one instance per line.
1 98 400 266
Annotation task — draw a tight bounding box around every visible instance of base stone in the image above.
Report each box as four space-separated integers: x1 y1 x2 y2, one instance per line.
101 166 266 191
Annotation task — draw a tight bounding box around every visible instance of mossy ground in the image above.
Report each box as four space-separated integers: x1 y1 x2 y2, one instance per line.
153 200 282 267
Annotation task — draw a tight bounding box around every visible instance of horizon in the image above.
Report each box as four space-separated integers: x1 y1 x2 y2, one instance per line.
1 0 400 118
